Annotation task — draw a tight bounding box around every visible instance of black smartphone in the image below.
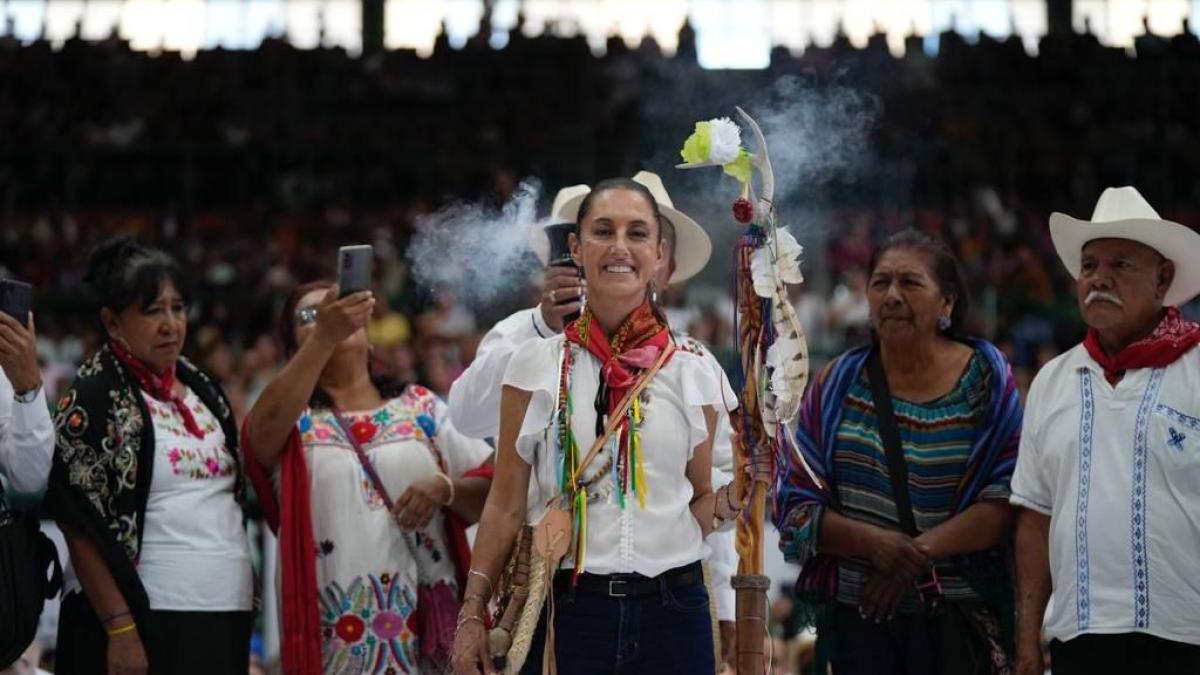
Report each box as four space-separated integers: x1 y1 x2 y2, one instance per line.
0 279 31 324
337 245 373 298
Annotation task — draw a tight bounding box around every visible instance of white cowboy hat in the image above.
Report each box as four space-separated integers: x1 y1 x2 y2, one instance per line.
1050 186 1200 307
529 171 713 285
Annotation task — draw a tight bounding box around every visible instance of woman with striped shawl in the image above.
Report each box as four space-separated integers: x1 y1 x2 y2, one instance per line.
774 231 1023 675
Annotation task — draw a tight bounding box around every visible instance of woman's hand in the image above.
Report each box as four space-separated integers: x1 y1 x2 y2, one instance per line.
0 312 41 394
866 529 932 582
539 266 584 332
107 628 149 675
391 476 450 531
859 571 909 622
451 617 494 675
312 287 374 347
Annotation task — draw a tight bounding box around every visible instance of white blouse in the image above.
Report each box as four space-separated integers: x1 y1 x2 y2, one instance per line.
138 387 253 611
504 334 736 578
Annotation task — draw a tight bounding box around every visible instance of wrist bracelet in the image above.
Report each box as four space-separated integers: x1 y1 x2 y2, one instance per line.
433 471 455 505
467 568 494 595
456 614 486 631
107 622 137 637
102 609 132 626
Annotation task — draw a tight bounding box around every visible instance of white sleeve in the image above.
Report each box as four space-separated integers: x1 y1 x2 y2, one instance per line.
0 375 54 494
447 307 551 439
706 528 737 621
501 337 562 466
1010 376 1052 515
684 340 737 474
432 396 495 479
677 352 738 460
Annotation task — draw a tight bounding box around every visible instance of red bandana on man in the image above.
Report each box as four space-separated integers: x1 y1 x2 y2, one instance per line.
1083 307 1200 384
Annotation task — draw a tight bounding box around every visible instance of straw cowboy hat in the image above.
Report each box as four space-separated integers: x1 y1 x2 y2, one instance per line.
1050 186 1200 307
529 171 713 285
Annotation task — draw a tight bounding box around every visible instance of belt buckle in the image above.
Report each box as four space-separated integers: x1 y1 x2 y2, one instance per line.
914 568 942 603
608 579 629 597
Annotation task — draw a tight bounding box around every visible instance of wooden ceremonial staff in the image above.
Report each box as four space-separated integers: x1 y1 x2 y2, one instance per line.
731 107 775 675
679 107 810 674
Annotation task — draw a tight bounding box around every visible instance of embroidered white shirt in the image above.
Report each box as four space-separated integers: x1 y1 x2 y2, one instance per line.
504 334 737 578
137 387 253 611
1011 344 1200 645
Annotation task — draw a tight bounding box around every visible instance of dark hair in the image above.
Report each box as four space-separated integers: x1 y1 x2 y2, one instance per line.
84 235 191 321
575 177 664 241
279 280 406 409
867 229 970 334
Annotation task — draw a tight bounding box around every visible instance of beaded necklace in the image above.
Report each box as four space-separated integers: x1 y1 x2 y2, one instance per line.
553 337 651 581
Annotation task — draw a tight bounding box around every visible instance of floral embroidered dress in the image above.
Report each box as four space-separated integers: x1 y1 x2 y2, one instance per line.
279 385 492 675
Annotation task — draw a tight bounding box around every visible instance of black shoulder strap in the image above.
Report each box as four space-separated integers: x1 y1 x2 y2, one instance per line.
865 349 919 537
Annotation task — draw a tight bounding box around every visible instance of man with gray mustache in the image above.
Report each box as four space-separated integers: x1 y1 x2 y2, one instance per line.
1010 187 1200 675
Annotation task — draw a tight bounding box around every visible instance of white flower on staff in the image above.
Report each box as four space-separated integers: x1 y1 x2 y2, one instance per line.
707 117 742 165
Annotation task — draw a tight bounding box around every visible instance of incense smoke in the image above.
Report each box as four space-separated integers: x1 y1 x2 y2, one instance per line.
753 75 878 205
407 179 543 307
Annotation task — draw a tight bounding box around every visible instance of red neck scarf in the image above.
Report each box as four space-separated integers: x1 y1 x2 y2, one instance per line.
109 340 205 439
563 300 671 412
1083 307 1200 384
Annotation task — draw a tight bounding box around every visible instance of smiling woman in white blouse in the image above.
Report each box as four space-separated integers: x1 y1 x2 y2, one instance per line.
452 178 738 675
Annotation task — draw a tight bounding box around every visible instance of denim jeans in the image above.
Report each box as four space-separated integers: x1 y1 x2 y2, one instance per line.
519 571 715 674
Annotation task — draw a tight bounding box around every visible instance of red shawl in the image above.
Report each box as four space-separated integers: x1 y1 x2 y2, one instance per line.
1084 307 1200 384
242 422 492 675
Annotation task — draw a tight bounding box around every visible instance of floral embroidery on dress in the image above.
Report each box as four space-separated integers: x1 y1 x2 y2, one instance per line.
298 388 447 510
319 573 419 675
143 394 220 437
166 446 237 479
144 392 232 480
299 390 438 448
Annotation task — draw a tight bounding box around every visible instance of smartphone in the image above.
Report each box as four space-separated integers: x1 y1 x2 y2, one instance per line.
336 245 373 297
0 279 31 324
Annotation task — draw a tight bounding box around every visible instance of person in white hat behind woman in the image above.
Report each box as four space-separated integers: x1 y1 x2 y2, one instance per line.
447 172 743 667
1011 186 1200 675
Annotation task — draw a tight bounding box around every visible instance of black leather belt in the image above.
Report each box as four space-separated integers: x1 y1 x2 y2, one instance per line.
555 561 704 598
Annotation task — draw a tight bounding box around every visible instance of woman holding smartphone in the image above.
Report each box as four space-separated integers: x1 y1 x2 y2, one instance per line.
243 280 494 675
